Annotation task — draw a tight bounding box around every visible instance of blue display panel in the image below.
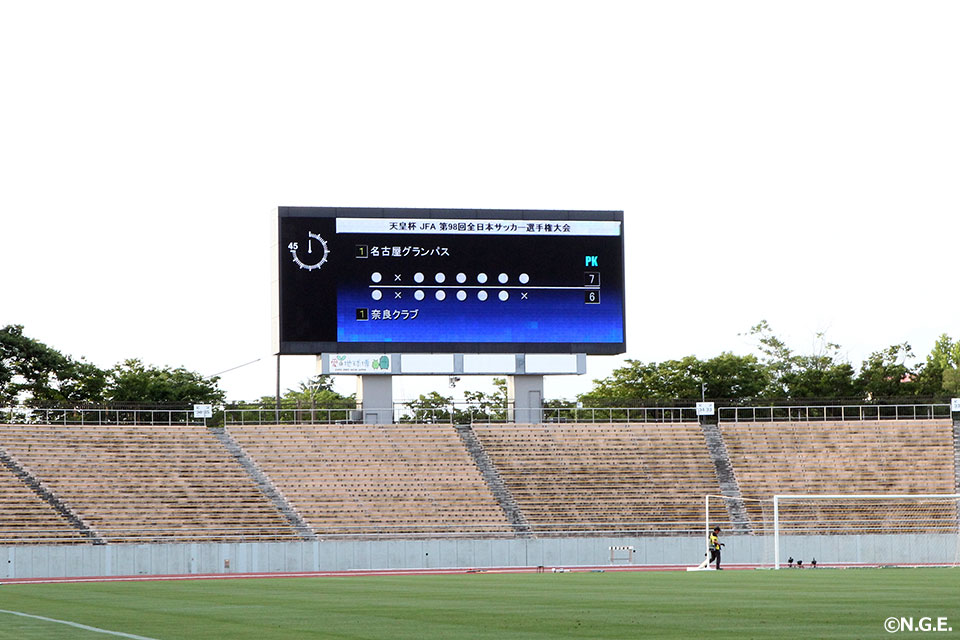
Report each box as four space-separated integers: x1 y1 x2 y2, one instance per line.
276 208 625 355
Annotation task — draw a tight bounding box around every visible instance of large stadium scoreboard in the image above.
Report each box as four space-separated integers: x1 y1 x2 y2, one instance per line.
275 207 625 355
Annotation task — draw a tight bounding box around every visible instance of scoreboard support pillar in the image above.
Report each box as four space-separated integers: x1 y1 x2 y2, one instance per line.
357 375 394 424
508 375 544 424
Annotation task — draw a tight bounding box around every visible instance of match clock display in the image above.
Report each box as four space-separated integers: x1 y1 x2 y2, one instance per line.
288 231 330 271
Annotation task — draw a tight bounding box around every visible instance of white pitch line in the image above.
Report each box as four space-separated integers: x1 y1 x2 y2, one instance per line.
0 609 161 640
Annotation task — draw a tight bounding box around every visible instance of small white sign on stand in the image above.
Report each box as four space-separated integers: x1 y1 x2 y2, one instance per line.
696 402 716 416
193 404 213 419
951 398 960 413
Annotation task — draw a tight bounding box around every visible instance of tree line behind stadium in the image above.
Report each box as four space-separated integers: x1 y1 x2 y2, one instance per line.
2 321 958 409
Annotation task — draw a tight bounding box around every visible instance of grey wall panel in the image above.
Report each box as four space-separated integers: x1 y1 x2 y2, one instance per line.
402 540 423 569
367 540 389 570
422 539 441 569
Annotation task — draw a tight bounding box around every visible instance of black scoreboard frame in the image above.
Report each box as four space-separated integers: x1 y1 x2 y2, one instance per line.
275 207 626 355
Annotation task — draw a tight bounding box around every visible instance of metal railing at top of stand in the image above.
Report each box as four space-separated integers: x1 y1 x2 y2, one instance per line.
221 405 703 425
0 406 206 426
537 406 701 424
223 406 358 425
220 405 705 425
0 403 954 426
718 403 954 423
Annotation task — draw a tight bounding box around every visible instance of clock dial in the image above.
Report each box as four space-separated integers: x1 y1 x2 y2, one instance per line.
289 232 330 270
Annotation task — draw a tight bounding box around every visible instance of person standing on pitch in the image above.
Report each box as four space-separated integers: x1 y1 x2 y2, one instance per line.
708 527 725 570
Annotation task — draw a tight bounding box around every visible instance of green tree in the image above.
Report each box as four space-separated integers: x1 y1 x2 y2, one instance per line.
403 391 455 423
857 343 915 400
0 325 106 406
744 320 795 397
578 352 768 404
543 397 578 421
246 375 357 422
745 320 859 399
105 359 225 404
401 378 510 423
927 334 960 369
462 377 509 422
911 334 960 397
578 359 661 404
698 352 769 401
780 362 861 399
274 375 355 409
943 368 960 396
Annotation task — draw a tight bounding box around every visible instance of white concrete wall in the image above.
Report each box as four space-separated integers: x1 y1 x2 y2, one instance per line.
2 534 956 580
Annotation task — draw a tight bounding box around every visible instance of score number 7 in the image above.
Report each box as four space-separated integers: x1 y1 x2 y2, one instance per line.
585 271 600 304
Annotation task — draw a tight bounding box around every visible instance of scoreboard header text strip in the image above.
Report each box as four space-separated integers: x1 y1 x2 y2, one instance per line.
337 218 621 236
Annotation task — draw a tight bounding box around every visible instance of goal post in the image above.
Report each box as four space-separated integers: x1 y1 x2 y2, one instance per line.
772 493 960 569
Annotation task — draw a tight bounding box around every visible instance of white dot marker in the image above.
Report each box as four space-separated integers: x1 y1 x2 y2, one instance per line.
456 290 467 301
435 290 446 301
477 273 488 284
456 273 467 284
498 273 509 284
414 272 425 283
371 290 382 301
414 290 425 301
435 272 446 283
371 272 382 283
519 273 530 284
499 290 509 301
478 290 488 301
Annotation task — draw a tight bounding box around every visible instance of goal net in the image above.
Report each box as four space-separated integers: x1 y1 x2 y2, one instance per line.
771 494 960 569
693 494 960 570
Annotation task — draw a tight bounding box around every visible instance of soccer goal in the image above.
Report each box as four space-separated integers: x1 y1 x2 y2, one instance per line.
771 494 960 569
691 494 960 570
688 495 776 570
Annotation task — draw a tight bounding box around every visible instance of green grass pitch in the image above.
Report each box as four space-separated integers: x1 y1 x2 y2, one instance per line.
1 568 958 639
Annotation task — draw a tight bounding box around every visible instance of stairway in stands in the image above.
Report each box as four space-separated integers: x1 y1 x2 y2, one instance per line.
212 426 316 540
455 424 531 534
0 445 103 544
698 419 752 533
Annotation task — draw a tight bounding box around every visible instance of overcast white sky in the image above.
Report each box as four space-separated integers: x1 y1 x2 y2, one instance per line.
2 1 958 404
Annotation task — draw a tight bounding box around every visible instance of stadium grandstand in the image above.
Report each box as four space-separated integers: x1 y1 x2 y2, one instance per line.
1 402 958 578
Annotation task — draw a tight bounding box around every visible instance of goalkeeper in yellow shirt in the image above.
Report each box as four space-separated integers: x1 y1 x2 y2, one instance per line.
709 527 725 570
